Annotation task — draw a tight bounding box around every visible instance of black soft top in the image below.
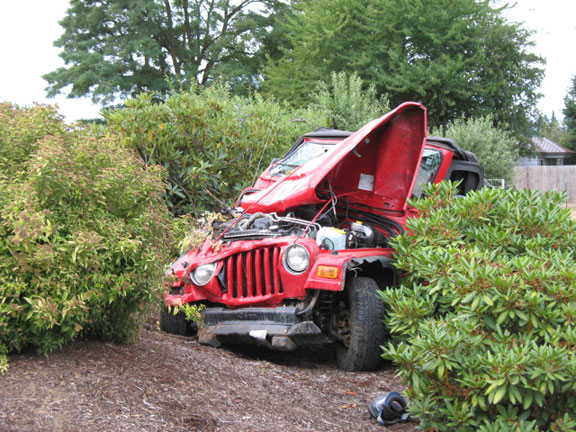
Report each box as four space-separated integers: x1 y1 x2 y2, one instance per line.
426 136 479 163
303 127 354 139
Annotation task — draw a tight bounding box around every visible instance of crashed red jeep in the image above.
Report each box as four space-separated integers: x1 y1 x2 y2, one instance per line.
161 102 484 371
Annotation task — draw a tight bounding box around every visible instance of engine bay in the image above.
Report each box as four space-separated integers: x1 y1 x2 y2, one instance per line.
212 203 403 250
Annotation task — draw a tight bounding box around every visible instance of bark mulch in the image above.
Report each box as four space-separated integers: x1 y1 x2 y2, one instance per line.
0 319 417 432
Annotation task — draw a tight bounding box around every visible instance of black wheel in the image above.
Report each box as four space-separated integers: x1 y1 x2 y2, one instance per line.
335 277 387 371
159 306 197 336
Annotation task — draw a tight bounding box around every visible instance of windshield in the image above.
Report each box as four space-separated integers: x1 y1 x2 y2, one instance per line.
269 141 336 177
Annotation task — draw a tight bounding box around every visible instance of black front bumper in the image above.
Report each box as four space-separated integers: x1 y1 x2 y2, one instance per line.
198 307 328 351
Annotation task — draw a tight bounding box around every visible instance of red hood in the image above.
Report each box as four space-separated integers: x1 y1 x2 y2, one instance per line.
241 102 427 214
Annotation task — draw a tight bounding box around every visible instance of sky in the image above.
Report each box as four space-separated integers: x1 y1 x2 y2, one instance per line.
0 0 575 123
0 1 102 121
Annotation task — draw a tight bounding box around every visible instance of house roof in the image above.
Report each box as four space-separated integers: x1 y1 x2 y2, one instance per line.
532 137 575 154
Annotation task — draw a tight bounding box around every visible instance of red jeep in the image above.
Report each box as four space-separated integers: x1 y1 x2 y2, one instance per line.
161 103 484 371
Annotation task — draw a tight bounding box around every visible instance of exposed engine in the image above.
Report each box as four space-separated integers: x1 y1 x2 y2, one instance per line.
212 212 321 242
212 205 397 249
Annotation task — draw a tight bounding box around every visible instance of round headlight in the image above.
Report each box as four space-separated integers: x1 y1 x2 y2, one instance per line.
191 263 217 286
283 245 310 274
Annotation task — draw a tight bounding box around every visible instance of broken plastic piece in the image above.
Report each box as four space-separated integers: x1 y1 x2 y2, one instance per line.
368 392 410 426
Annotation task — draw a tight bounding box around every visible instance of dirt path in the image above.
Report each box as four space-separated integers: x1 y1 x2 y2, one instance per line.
0 320 417 432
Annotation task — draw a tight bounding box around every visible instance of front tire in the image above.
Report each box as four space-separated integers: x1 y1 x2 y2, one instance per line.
336 277 387 371
159 306 197 336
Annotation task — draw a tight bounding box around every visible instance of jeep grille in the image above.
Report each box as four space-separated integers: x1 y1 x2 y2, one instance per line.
218 247 284 299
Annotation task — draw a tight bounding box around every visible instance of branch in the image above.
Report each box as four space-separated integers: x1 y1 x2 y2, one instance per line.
163 0 181 75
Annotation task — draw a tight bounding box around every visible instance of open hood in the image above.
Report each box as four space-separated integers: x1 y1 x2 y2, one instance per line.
241 102 427 214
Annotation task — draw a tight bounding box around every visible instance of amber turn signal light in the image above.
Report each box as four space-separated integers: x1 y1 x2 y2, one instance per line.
317 266 338 279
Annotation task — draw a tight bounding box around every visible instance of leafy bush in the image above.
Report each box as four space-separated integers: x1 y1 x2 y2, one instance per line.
0 103 65 176
431 117 518 185
310 71 391 131
0 105 174 372
380 182 576 431
105 85 324 216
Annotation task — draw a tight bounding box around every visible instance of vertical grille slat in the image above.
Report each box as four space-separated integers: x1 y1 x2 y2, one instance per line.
227 255 235 298
242 252 249 298
236 252 244 298
263 248 272 295
246 251 254 297
272 248 280 294
254 249 263 297
220 247 282 300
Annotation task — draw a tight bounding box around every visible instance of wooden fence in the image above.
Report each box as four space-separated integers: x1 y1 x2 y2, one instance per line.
514 166 576 204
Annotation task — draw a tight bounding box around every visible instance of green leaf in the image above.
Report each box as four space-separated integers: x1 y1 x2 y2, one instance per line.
522 391 533 410
492 386 507 404
483 294 494 306
438 362 445 379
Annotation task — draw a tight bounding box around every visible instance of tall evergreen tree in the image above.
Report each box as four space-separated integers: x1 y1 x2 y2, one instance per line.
44 0 284 103
563 74 576 150
262 0 544 133
535 112 567 145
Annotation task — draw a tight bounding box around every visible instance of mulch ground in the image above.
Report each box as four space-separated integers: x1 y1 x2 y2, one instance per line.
0 318 417 432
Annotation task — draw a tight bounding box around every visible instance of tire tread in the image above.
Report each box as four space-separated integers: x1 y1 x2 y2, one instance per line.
159 307 196 336
337 277 387 371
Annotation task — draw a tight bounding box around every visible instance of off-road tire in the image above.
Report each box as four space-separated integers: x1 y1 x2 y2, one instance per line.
159 307 197 336
336 277 387 371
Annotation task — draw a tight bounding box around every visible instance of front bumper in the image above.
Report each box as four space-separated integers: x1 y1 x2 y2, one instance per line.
198 306 328 351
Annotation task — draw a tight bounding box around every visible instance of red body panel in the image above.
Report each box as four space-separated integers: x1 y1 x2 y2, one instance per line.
167 237 318 308
166 236 397 308
241 103 426 214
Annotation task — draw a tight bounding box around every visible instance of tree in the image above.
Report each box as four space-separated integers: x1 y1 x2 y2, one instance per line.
563 74 576 150
44 0 284 103
261 0 372 103
262 0 544 134
534 111 567 145
310 72 390 131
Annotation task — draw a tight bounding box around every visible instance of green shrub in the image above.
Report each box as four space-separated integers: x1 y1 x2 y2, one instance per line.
0 103 65 176
431 117 518 185
0 106 174 372
380 182 576 431
310 71 391 131
105 85 324 216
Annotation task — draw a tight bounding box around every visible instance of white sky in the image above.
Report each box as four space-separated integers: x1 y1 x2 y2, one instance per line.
503 0 576 120
0 1 102 122
0 0 575 122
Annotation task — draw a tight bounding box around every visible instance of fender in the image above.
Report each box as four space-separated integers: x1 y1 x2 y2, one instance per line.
304 249 396 291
